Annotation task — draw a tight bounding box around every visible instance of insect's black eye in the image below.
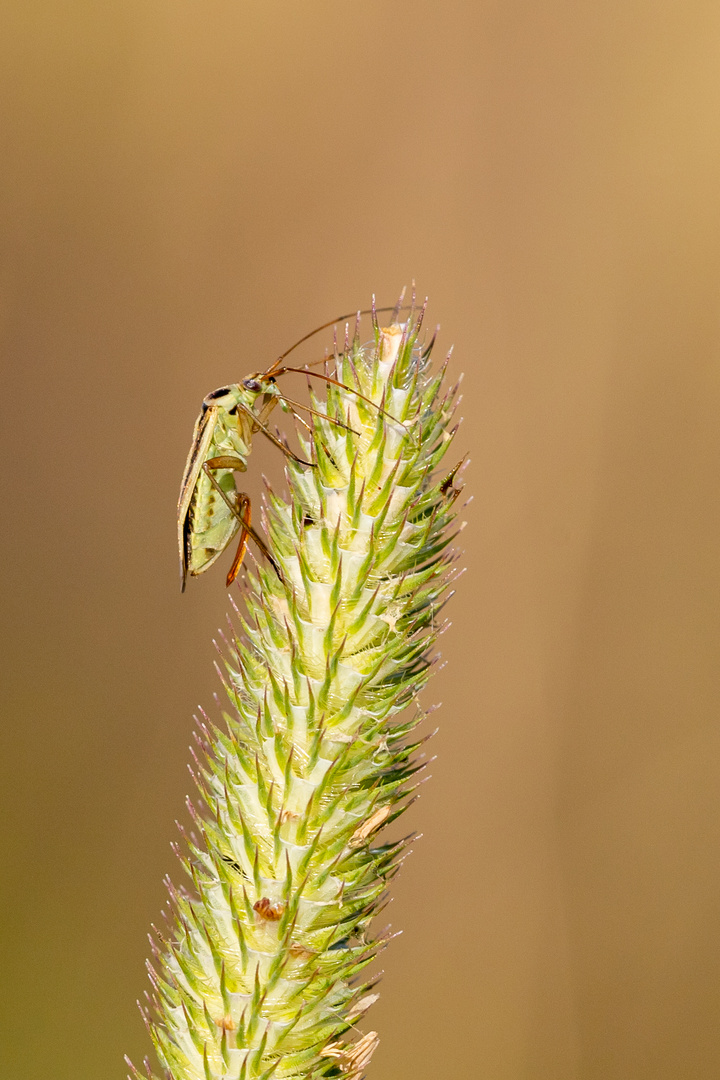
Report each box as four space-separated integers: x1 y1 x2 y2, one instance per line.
243 378 262 393
205 386 231 401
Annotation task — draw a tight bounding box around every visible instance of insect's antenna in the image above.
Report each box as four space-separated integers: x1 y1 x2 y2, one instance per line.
264 304 410 376
273 367 407 431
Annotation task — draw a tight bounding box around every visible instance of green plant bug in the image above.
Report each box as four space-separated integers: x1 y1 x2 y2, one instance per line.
178 300 414 592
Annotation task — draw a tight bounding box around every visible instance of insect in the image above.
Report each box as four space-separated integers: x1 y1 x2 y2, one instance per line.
178 374 297 591
178 302 412 592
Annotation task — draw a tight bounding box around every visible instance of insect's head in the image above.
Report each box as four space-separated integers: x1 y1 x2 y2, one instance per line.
202 376 279 414
240 373 280 409
242 373 278 396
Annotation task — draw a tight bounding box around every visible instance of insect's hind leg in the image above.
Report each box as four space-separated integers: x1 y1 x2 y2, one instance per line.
225 492 251 587
203 458 284 584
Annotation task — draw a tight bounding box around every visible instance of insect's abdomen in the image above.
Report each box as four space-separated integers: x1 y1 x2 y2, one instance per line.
187 468 240 575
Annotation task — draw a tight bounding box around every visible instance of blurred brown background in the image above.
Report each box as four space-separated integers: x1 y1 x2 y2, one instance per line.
2 1 720 1077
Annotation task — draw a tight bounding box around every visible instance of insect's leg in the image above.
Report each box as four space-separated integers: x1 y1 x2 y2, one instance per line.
202 461 284 583
226 493 251 586
233 401 316 467
255 394 279 428
271 367 407 431
205 455 247 470
253 394 319 455
259 382 358 435
274 394 359 435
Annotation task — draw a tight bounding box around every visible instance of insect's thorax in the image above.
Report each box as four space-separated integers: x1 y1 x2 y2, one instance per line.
210 406 253 460
205 381 277 460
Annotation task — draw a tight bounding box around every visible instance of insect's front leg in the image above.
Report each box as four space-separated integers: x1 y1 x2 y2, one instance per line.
233 403 314 467
255 394 279 429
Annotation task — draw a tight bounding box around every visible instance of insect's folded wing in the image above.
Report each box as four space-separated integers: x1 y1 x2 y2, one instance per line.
177 407 218 587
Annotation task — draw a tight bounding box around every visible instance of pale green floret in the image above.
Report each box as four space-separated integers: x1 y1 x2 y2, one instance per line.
133 310 463 1080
